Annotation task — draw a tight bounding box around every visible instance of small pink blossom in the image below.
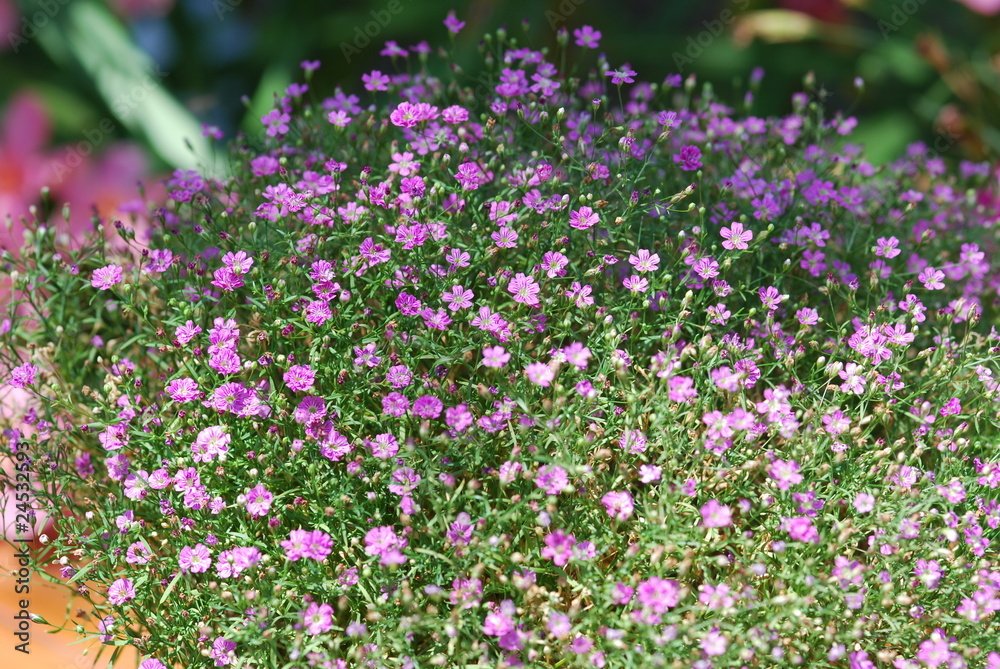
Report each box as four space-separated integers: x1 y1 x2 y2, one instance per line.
91 264 123 290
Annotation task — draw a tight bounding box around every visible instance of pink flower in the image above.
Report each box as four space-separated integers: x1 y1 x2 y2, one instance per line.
573 25 601 48
303 529 334 560
721 222 753 250
166 377 201 402
303 602 334 635
541 529 577 566
525 361 555 387
702 628 728 656
482 345 510 368
916 636 951 668
281 529 311 561
442 284 474 311
874 236 900 258
389 101 420 128
839 362 867 395
622 275 649 293
443 9 465 33
362 70 390 92
107 578 136 605
781 516 819 543
955 0 1000 15
283 364 316 392
211 637 236 667
327 110 352 127
364 525 408 565
7 362 37 388
508 272 541 307
628 249 660 272
244 483 273 519
759 285 784 310
535 464 568 495
569 206 599 230
700 499 733 527
636 576 680 613
768 458 803 490
261 109 290 136
221 251 253 274
91 264 123 290
605 67 637 84
919 266 945 290
178 544 212 573
602 491 634 521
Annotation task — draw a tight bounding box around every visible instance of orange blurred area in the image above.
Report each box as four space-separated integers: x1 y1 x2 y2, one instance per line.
0 542 138 669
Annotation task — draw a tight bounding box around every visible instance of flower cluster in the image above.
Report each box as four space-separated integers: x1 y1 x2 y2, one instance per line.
4 12 1000 669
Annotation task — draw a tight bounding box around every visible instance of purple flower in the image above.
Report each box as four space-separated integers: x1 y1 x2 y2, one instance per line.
166 377 202 403
91 264 123 290
7 362 37 389
283 364 316 392
673 145 702 171
605 67 637 84
781 516 820 543
508 272 541 307
569 206 599 230
303 602 334 635
535 464 569 495
541 529 576 566
700 499 733 528
446 512 474 548
178 544 212 573
573 25 601 48
482 345 510 368
364 525 408 565
107 578 136 605
382 392 410 417
244 484 273 519
636 576 680 613
443 9 465 33
602 491 634 521
210 636 236 667
411 394 443 418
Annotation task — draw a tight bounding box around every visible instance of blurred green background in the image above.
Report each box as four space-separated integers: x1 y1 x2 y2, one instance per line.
0 0 997 231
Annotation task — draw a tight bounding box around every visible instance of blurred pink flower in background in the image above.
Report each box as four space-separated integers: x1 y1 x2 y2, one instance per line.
0 89 161 542
0 93 55 240
0 89 161 253
954 0 1000 14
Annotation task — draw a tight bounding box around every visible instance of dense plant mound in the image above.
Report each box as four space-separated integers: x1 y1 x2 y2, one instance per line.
4 17 1000 669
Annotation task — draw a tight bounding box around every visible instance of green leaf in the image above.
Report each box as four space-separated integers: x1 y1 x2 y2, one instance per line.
158 571 183 606
40 0 225 177
68 559 98 583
